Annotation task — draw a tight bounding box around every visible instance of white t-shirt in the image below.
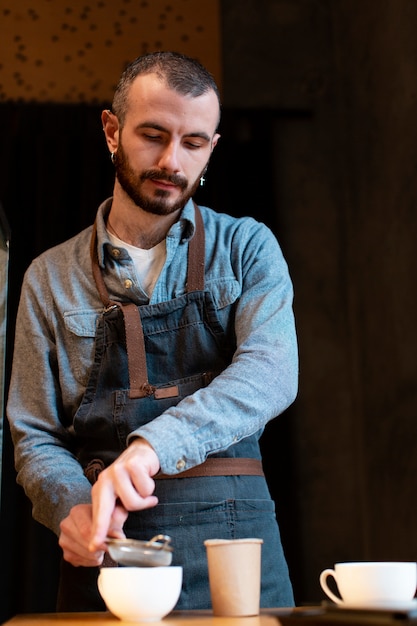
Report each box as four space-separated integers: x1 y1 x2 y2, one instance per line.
108 232 166 297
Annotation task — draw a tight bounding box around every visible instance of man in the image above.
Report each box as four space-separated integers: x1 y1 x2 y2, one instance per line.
7 51 298 612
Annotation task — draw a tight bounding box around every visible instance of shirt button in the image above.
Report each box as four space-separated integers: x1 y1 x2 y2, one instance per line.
112 248 121 257
124 279 133 289
176 458 186 471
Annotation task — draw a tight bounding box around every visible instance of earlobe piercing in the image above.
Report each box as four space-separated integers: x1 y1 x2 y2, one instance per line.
200 166 208 186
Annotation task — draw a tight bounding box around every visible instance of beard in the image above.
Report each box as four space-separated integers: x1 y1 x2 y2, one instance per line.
113 143 204 216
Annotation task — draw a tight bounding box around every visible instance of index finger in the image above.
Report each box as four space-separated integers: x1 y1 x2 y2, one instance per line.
89 480 118 551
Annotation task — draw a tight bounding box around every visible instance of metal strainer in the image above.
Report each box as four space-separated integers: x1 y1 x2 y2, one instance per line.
105 534 173 567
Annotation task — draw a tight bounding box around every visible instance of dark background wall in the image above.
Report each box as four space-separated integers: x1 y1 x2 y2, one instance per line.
1 0 416 620
221 0 417 603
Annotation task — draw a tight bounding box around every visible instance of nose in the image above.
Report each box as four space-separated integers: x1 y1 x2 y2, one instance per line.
157 141 181 173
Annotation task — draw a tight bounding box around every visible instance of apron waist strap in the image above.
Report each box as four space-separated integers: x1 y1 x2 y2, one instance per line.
155 457 264 479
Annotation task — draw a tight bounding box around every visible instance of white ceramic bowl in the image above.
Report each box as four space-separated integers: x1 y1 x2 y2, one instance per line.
98 566 183 622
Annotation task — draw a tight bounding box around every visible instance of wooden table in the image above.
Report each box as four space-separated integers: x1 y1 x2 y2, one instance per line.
2 609 296 626
4 606 417 626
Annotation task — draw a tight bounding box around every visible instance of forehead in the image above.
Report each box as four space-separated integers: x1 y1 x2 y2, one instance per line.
124 73 220 135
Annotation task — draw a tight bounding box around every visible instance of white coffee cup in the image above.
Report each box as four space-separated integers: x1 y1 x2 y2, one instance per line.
320 562 417 607
98 566 183 622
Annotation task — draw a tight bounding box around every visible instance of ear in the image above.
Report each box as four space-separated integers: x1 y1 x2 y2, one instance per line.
211 132 221 152
101 109 120 153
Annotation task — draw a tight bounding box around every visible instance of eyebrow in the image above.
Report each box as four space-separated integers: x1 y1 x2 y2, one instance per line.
137 121 211 143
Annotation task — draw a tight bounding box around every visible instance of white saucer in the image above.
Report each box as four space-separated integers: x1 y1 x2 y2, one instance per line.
335 599 417 612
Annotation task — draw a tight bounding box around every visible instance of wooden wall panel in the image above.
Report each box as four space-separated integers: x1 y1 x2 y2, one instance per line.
222 0 417 603
330 0 417 563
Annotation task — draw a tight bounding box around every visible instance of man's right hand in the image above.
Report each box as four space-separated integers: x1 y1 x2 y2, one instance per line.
89 438 160 554
59 502 127 567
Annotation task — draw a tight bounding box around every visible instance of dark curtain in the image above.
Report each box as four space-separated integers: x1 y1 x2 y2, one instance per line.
0 103 298 621
0 103 115 622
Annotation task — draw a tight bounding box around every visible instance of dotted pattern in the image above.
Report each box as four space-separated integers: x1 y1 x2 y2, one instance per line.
0 0 221 103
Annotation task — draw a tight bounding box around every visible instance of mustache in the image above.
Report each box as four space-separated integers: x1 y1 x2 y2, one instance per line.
140 169 188 190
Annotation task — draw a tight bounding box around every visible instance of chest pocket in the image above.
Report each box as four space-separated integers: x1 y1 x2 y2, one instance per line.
63 309 100 386
201 276 241 309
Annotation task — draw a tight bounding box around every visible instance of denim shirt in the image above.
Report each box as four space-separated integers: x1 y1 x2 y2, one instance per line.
7 197 298 536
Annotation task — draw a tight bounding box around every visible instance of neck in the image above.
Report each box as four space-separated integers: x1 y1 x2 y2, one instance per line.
108 190 181 249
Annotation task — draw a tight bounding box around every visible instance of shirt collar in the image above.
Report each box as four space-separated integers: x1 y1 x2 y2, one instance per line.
94 197 196 268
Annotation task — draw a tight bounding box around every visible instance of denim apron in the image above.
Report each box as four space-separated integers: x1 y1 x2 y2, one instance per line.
56 205 294 611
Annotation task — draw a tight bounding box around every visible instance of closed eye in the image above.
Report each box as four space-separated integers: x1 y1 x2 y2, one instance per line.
143 133 163 142
184 140 205 149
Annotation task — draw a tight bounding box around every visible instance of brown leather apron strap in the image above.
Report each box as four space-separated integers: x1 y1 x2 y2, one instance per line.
155 457 264 479
186 201 205 292
91 221 152 397
90 204 206 398
120 303 155 398
85 457 263 485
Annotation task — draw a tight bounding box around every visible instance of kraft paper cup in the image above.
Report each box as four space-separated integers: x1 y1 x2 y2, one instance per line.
204 538 263 616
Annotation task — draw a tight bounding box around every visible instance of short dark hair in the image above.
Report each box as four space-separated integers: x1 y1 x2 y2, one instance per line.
112 51 221 127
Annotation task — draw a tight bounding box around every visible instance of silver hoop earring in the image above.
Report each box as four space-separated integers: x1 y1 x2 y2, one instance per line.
110 151 116 164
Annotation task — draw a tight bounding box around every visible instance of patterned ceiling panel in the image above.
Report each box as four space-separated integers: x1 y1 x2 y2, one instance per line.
0 0 221 103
